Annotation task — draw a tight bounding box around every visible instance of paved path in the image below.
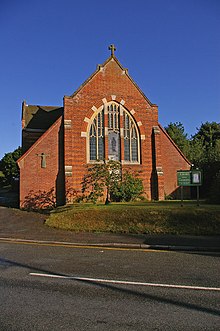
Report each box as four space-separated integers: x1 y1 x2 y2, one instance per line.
0 206 220 251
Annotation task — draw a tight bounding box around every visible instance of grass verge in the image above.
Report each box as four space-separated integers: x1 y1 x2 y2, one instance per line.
45 202 220 236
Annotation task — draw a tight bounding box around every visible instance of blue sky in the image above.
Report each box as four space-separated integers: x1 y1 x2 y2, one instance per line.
0 0 219 159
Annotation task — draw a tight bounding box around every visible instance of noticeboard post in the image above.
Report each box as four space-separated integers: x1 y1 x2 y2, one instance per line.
177 170 202 206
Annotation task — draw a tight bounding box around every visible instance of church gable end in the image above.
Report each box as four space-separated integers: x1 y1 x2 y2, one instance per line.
63 50 161 199
18 45 191 209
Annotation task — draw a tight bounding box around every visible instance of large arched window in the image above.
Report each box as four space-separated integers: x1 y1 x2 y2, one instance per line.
89 102 140 163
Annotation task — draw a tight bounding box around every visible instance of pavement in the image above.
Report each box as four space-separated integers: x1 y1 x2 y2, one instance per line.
0 206 220 252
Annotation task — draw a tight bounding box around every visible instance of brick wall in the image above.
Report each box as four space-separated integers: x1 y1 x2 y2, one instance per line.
64 57 159 200
159 125 191 198
18 117 65 209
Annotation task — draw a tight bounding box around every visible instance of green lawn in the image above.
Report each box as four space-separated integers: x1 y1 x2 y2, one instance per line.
45 201 220 236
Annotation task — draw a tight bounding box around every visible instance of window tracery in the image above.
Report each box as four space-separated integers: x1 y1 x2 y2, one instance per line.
88 102 139 163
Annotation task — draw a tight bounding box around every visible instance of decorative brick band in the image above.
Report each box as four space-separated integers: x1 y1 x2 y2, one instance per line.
156 167 164 176
153 126 160 134
65 165 72 177
92 106 97 112
84 117 90 123
65 166 72 171
64 119 72 129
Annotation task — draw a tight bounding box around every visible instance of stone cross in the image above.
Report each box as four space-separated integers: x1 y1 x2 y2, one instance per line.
37 153 49 168
109 44 116 56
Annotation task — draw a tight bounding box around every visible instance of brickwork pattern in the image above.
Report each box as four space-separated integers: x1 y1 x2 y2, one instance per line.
18 55 191 207
18 117 64 208
64 58 159 200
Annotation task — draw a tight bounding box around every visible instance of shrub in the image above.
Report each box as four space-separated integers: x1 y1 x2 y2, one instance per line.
111 171 144 202
82 161 143 203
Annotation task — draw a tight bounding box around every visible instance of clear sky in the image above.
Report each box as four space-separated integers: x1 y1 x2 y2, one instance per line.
0 0 219 159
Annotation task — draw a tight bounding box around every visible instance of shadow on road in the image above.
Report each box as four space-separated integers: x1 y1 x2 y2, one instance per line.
0 256 220 318
0 186 19 208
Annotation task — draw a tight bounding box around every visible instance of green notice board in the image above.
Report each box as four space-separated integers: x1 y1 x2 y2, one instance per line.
177 171 191 186
177 170 202 186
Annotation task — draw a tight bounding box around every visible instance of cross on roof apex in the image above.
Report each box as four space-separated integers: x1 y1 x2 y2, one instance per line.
108 44 116 57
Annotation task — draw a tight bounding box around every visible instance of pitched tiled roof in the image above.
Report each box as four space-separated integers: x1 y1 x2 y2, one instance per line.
22 102 63 129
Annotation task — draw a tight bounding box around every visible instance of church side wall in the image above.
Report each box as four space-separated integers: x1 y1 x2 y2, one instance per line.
160 127 191 199
18 117 64 209
64 59 159 200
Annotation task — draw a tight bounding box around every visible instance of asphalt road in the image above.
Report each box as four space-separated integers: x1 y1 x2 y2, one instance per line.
0 241 220 330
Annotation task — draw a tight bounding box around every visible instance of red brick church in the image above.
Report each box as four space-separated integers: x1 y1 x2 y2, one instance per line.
18 45 190 209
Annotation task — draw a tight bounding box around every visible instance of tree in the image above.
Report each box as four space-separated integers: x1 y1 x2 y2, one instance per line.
110 171 144 202
82 161 143 204
165 122 190 156
0 147 22 186
165 121 220 203
190 122 220 202
193 122 220 150
82 161 121 204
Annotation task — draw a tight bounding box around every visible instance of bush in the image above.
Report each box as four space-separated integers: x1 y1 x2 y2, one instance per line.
111 171 144 202
82 161 144 203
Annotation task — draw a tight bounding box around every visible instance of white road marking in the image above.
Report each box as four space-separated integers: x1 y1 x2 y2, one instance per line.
29 273 220 292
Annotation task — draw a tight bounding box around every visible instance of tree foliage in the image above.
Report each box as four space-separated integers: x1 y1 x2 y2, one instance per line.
0 147 22 186
165 121 220 203
165 122 189 156
82 161 143 204
193 122 220 150
82 161 121 204
110 171 144 202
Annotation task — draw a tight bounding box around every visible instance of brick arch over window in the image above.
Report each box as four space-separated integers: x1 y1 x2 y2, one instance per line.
87 102 140 163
